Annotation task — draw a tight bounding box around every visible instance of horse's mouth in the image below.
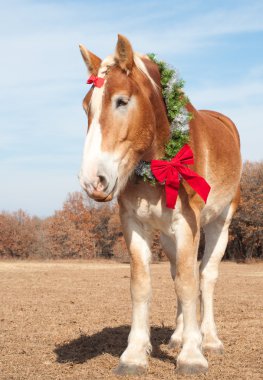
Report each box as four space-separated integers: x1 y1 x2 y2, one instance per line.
95 193 113 202
93 178 118 203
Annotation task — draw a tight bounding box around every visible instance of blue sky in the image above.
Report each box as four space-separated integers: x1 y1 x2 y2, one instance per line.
0 0 262 216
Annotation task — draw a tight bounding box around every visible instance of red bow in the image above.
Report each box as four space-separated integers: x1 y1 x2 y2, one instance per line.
151 144 211 209
86 74 105 88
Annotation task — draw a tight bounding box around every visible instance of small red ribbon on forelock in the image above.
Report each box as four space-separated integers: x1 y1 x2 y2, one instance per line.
86 74 105 88
151 144 211 209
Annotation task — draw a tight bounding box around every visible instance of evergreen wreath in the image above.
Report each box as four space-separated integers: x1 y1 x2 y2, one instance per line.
135 54 191 184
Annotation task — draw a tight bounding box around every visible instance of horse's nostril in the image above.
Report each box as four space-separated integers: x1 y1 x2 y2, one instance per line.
98 175 108 188
81 175 109 195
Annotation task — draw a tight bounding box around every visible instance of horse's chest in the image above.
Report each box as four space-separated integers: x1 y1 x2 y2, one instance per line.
132 198 181 235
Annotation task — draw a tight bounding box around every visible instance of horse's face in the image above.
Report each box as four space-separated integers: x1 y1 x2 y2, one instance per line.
79 35 159 202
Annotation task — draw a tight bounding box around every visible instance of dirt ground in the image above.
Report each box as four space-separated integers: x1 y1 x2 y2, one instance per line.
0 260 262 380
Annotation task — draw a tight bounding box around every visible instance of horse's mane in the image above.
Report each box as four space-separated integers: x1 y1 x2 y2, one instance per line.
133 54 159 91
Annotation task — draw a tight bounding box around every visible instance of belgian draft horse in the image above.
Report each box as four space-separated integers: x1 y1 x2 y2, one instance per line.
78 35 241 375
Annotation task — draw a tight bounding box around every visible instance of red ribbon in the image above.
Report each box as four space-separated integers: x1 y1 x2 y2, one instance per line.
86 74 105 88
151 144 211 209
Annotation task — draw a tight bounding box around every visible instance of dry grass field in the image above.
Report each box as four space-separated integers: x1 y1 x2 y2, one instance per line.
0 260 262 380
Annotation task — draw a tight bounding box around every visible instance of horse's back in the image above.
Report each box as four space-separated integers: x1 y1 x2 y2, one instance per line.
199 109 240 148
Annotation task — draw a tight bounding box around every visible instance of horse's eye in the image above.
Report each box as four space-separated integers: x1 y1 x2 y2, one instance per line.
116 98 128 108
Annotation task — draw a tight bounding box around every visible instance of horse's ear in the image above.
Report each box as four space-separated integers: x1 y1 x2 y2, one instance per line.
114 34 134 73
79 44 102 75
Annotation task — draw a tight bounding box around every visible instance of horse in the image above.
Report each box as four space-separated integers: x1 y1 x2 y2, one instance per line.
78 34 242 375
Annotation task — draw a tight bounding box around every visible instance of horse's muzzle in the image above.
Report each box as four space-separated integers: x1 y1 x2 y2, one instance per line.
79 174 117 202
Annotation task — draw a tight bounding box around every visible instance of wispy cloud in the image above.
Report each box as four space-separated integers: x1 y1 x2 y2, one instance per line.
189 77 263 107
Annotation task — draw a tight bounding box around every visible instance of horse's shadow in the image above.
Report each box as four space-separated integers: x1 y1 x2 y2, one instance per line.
54 325 175 364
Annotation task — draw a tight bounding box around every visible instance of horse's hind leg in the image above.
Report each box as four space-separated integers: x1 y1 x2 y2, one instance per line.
200 199 238 353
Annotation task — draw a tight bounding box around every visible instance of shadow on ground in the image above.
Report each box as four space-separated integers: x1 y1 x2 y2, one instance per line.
54 325 175 364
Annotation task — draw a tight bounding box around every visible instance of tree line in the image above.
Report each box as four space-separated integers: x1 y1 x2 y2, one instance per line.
0 161 262 261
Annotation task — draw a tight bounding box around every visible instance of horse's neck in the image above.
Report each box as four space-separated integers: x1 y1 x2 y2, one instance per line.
142 92 170 161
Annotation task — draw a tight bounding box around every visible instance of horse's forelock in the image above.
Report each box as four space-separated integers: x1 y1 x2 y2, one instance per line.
95 53 159 91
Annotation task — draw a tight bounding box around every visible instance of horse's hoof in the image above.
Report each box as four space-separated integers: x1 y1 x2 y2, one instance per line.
114 363 147 376
176 351 208 375
176 361 208 375
168 338 182 350
203 343 224 355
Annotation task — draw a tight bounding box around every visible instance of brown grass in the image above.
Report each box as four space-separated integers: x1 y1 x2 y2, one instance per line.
0 260 263 379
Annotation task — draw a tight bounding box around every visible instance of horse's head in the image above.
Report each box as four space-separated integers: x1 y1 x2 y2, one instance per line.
78 35 169 202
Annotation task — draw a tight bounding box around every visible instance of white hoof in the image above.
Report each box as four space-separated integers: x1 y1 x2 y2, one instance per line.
114 363 147 376
177 349 208 375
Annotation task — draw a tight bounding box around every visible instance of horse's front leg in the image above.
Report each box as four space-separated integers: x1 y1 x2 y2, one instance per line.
173 214 208 375
160 233 184 349
115 213 152 376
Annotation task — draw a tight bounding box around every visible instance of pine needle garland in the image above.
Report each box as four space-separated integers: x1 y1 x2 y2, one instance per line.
135 54 191 184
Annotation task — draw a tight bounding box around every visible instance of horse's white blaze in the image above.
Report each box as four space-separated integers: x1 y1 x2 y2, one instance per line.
80 119 102 187
80 56 126 194
80 63 143 195
80 65 105 184
80 114 119 193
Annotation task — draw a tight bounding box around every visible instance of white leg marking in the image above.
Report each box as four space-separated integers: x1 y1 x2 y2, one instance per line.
169 299 184 349
200 204 235 353
171 216 208 374
116 215 152 375
160 233 184 348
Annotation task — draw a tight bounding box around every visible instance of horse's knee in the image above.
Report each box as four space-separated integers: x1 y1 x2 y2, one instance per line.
200 266 219 286
175 268 199 301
